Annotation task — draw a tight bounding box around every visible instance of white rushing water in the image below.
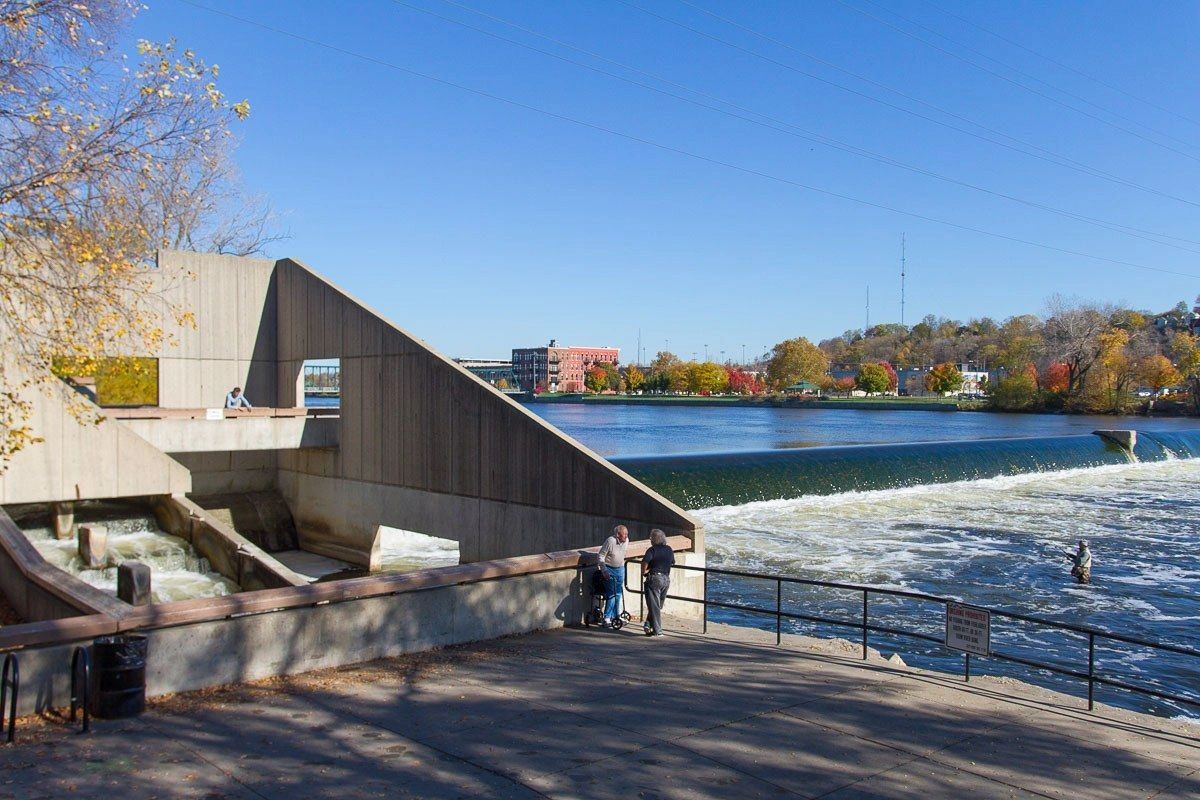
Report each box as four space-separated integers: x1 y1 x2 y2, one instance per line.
26 515 238 603
695 458 1200 715
377 526 460 571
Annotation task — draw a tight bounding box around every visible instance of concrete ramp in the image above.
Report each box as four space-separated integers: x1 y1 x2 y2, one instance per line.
189 490 300 552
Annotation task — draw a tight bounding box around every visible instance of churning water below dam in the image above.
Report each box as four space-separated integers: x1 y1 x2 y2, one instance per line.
528 404 1200 719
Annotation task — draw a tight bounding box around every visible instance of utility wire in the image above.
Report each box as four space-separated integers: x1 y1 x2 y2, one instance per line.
621 0 1200 209
921 0 1200 130
410 0 1200 251
172 0 1200 280
836 0 1200 160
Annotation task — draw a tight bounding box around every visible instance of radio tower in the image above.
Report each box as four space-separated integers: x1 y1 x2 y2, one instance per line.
865 285 871 331
900 233 907 327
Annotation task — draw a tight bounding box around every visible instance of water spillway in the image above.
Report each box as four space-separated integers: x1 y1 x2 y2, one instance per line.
612 430 1200 509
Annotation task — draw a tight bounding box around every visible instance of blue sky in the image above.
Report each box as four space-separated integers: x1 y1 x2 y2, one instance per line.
137 1 1200 361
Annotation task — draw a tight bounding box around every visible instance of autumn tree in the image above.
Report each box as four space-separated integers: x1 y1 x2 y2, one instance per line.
0 1 272 462
856 363 891 395
1171 333 1200 414
687 361 728 395
1084 328 1140 413
584 365 608 393
877 361 899 392
924 362 964 394
1041 362 1070 393
766 337 829 389
1041 297 1113 402
623 363 645 393
987 373 1038 411
834 376 856 396
1139 355 1180 396
725 366 761 395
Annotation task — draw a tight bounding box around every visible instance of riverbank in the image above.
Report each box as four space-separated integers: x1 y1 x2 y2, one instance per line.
5 620 1195 799
523 393 965 412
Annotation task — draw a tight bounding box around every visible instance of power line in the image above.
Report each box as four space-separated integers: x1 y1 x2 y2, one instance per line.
838 0 1200 155
400 0 1200 252
921 0 1200 130
172 0 1200 280
638 0 1200 208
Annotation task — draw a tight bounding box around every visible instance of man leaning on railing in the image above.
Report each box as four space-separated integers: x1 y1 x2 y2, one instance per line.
225 387 253 412
642 529 674 637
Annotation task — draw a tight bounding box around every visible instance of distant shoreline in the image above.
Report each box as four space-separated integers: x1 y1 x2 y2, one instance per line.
519 394 961 412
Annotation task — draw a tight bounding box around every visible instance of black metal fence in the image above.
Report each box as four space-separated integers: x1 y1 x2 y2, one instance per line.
624 561 1200 714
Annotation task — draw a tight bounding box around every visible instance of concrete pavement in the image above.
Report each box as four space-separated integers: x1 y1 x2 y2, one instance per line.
2 619 1197 799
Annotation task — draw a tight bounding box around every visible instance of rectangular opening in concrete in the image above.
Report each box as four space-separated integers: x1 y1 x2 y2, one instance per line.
302 358 339 408
51 356 160 407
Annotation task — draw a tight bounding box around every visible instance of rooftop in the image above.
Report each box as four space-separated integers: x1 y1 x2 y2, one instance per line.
4 619 1197 799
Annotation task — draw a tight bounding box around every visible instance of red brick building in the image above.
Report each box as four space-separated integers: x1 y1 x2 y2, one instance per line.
512 340 620 393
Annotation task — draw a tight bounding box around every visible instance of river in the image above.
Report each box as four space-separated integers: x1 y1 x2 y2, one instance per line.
526 403 1200 720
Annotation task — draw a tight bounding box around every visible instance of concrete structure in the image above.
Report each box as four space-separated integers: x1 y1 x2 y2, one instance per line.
0 535 690 716
1 251 698 574
512 339 619 393
4 621 1197 799
1095 429 1137 452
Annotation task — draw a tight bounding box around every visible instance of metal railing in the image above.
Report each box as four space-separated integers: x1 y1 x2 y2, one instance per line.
1 653 17 744
71 647 90 734
624 561 1200 713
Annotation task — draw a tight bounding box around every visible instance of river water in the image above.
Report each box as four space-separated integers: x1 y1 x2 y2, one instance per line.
527 403 1200 720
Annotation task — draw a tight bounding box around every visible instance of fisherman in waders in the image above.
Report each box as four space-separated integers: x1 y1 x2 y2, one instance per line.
1064 540 1093 584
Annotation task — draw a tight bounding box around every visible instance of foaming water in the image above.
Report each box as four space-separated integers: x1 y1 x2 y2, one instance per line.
377 527 459 571
695 458 1200 717
25 515 237 603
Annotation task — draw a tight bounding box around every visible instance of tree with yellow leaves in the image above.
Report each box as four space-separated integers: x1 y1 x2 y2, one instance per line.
1 1 274 464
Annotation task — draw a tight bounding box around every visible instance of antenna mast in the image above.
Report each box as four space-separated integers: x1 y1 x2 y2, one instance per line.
900 233 907 327
865 285 871 331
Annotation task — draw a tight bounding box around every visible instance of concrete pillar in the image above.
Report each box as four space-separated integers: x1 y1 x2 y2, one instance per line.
1094 430 1137 452
52 501 75 540
117 562 152 606
77 525 108 569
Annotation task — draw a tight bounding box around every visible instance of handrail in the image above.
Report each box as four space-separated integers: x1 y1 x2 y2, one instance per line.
624 560 1200 714
1 653 17 744
71 646 90 734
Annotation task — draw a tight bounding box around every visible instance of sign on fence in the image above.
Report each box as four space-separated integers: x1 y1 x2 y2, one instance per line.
946 602 990 656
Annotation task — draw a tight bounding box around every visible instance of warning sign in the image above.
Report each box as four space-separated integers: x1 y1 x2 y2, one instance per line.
946 602 990 656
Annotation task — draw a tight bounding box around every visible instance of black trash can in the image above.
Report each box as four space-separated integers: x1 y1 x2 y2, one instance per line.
92 634 148 719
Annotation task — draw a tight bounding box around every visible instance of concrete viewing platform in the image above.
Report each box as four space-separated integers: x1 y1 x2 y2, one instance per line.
2 620 1197 800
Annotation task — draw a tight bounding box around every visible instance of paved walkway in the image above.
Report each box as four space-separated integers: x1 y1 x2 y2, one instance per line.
2 619 1197 799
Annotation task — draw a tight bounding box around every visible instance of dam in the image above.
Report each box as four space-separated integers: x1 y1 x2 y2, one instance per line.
0 254 1196 796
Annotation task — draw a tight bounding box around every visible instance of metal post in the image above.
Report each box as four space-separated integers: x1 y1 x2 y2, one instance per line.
702 569 708 634
1 653 17 744
1088 633 1095 711
71 647 90 734
861 590 868 660
639 570 644 624
776 578 782 646
965 653 971 682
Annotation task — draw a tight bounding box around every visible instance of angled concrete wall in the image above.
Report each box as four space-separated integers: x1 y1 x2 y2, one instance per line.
270 258 698 567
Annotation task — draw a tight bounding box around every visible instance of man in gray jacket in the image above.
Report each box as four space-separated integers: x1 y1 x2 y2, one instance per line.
597 525 629 626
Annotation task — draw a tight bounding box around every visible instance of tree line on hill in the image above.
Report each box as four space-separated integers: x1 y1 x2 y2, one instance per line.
576 296 1200 414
